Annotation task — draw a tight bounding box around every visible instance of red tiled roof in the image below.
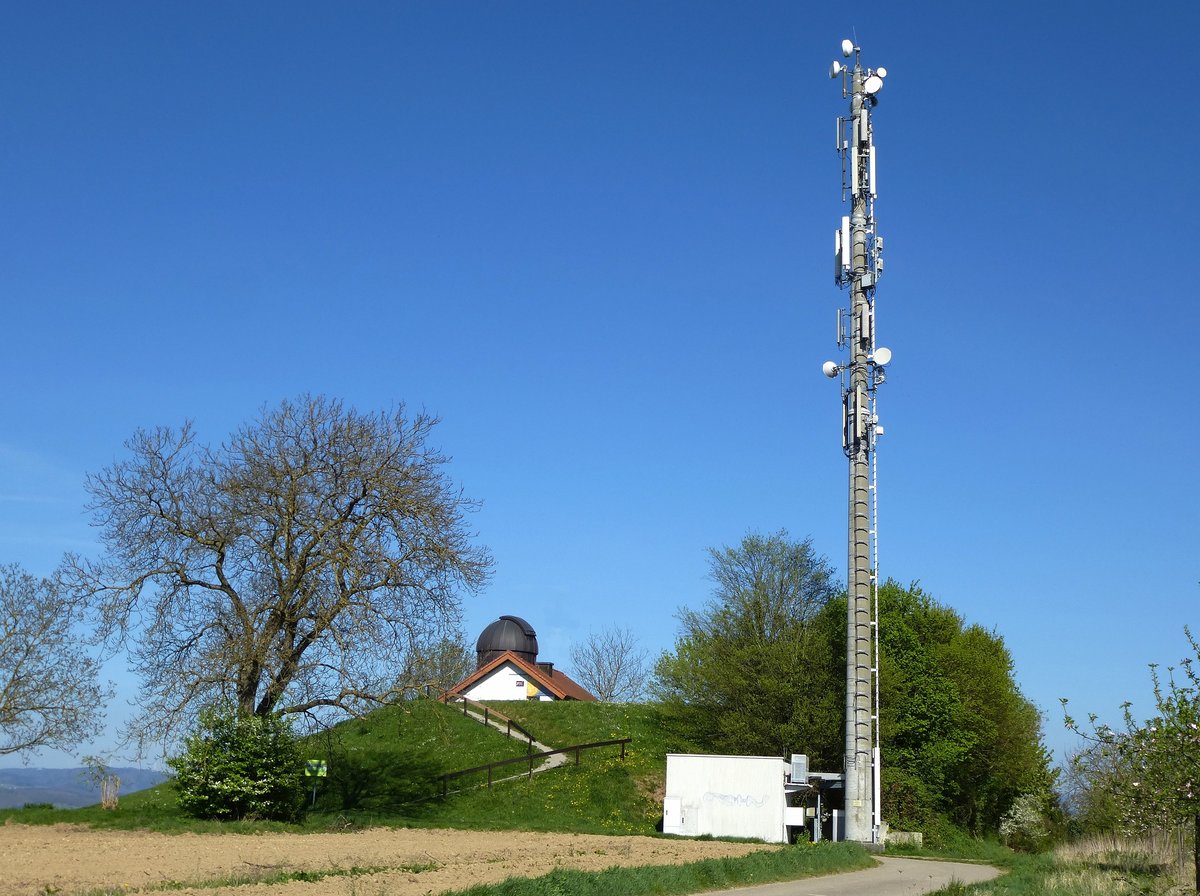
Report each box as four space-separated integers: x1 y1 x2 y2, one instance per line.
446 650 596 701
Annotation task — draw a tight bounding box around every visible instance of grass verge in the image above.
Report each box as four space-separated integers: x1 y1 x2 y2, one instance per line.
439 842 873 896
913 834 1193 896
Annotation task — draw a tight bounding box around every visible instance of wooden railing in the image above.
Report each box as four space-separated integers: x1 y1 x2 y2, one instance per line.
438 738 632 798
438 692 537 748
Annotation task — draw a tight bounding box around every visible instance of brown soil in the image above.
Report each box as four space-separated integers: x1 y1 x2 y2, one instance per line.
0 822 776 896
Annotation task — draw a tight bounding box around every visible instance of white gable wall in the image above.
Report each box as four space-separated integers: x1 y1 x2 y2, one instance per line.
461 660 554 701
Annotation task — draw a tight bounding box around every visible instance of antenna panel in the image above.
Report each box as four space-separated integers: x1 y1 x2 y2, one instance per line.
838 308 846 347
850 143 859 196
869 145 877 198
841 217 851 271
834 228 844 283
858 111 869 146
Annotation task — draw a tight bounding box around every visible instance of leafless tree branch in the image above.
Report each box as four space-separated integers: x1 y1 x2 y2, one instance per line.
61 394 492 750
569 625 649 702
0 564 110 756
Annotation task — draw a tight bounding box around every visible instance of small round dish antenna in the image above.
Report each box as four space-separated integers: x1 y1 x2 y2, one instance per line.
875 67 887 78
841 39 854 57
871 346 892 366
822 360 839 378
829 60 843 79
864 74 884 95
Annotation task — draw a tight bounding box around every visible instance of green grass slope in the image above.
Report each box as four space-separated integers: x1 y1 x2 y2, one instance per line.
0 698 695 835
398 700 697 834
310 698 537 817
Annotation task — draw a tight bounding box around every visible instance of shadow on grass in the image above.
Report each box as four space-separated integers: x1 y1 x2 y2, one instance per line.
314 748 446 814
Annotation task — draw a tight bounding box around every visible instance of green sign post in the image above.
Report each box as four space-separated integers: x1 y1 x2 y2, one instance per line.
305 759 328 806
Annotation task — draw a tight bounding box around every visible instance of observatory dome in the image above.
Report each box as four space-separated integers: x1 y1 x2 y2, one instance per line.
475 615 539 667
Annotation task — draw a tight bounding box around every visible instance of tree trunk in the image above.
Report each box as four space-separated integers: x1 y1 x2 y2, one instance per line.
1192 813 1198 896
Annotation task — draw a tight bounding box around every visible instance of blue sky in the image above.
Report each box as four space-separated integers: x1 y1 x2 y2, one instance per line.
2 1 1197 770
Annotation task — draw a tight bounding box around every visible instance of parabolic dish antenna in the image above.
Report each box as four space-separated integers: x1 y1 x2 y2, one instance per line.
864 74 884 95
830 60 843 79
841 39 854 57
872 346 892 366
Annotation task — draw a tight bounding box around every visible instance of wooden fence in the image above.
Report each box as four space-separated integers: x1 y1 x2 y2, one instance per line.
438 738 632 798
438 692 538 748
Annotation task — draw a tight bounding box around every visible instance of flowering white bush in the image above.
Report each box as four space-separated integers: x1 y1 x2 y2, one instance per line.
999 792 1048 852
168 705 306 821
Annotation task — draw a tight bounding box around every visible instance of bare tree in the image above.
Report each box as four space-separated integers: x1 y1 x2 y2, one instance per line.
401 632 476 698
569 625 649 702
63 395 492 747
0 563 109 756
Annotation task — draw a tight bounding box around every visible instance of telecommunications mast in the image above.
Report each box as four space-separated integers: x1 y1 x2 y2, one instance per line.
823 37 890 846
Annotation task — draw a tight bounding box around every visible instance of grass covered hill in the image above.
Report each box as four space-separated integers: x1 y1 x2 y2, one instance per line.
0 698 697 835
309 698 694 834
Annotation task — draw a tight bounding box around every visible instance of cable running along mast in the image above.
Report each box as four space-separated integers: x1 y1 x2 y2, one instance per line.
823 38 891 846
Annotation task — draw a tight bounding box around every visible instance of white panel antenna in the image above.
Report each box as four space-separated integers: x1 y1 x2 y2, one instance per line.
841 217 851 272
850 141 859 197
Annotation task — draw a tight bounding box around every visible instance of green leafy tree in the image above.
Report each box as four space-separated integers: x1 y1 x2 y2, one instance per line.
654 549 1052 839
0 563 110 757
859 582 1053 836
62 395 492 748
168 705 306 821
652 531 841 760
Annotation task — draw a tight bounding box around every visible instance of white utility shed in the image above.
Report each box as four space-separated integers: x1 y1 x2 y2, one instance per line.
662 754 793 843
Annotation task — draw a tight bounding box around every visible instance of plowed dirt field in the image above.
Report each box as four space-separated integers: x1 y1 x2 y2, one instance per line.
0 822 775 896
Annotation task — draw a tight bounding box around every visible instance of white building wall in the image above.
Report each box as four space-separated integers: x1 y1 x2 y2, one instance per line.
662 754 788 843
462 661 553 701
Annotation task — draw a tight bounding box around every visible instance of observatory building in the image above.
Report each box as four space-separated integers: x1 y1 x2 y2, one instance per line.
444 615 596 702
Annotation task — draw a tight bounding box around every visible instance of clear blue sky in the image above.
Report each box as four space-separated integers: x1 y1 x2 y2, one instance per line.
2 1 1197 770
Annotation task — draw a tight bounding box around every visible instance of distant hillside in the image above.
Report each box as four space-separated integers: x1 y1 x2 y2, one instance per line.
0 767 169 809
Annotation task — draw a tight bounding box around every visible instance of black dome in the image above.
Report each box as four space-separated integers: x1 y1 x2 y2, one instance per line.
476 615 538 666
